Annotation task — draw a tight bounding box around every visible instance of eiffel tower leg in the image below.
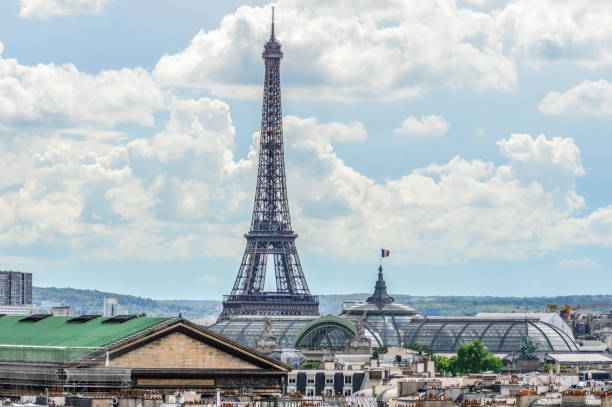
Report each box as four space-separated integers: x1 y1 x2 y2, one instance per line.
231 239 269 295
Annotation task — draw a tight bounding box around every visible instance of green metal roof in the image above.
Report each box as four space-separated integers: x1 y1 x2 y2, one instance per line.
293 314 356 347
0 315 168 362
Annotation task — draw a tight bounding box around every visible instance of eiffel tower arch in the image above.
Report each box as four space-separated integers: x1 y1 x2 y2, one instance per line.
217 9 319 321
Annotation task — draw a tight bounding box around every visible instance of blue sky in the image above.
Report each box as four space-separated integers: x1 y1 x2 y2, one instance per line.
0 0 610 300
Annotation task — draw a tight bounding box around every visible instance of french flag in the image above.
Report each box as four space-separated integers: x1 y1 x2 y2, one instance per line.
381 249 390 258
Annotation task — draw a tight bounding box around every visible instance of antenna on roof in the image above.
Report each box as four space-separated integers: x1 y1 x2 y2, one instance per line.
271 6 275 41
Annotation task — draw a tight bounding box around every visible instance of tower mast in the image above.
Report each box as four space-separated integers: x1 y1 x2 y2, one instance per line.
218 9 319 321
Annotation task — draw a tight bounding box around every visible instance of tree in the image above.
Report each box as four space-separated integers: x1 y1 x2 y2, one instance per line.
372 345 389 360
405 342 435 356
300 360 321 369
519 336 538 359
450 340 502 374
541 363 551 372
434 355 451 373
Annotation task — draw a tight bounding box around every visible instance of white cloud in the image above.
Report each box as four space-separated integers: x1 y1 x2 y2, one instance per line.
0 42 164 127
497 0 612 67
283 123 597 262
546 205 612 249
149 1 612 103
496 133 585 195
0 97 610 265
0 97 256 260
538 80 612 118
154 0 517 101
19 0 111 19
393 115 450 137
558 257 599 269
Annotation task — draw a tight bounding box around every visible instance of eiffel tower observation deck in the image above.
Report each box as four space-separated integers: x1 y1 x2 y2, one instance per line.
217 9 319 321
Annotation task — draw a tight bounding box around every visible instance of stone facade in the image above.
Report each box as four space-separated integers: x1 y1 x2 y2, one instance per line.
110 331 258 369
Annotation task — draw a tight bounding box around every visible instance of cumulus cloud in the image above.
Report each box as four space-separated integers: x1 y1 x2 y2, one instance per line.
558 257 599 269
0 42 164 127
154 0 517 101
151 0 612 102
497 0 612 67
393 115 450 137
284 122 602 262
19 0 111 19
538 80 612 118
0 103 611 264
496 133 585 196
0 97 256 260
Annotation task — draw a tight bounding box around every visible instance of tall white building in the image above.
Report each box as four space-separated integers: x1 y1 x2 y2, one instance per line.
103 298 118 316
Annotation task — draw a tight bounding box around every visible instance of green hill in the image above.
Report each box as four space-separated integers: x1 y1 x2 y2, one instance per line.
34 287 611 322
319 293 612 315
33 287 220 320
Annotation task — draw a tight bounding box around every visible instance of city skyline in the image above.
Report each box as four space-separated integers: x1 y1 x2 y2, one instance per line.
0 0 611 299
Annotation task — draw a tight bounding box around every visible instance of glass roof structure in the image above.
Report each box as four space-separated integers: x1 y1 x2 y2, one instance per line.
293 315 356 350
339 266 421 347
402 316 579 353
207 317 317 348
209 265 583 356
266 348 305 368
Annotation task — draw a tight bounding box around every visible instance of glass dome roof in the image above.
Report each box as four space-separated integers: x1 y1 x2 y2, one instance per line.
339 266 421 347
402 316 579 353
266 347 305 368
208 316 316 348
293 315 357 350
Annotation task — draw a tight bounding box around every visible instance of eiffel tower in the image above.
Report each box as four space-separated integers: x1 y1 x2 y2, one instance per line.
218 9 319 321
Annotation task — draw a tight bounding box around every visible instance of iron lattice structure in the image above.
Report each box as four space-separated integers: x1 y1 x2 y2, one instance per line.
218 10 319 321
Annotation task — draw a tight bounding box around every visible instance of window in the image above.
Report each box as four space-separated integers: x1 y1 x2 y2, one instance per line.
325 388 333 396
307 377 315 385
344 388 352 396
325 377 334 385
288 377 296 384
344 375 352 384
306 388 315 397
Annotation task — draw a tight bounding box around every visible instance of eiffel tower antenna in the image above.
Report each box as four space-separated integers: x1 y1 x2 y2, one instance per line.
271 7 275 41
218 9 319 321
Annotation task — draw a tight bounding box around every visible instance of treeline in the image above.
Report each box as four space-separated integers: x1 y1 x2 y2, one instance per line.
33 287 220 319
320 294 612 315
34 287 611 320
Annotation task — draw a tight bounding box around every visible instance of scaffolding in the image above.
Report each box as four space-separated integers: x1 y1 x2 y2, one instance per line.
0 345 131 392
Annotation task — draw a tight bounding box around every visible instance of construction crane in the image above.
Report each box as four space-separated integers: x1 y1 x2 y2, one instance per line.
547 304 575 323
547 303 612 324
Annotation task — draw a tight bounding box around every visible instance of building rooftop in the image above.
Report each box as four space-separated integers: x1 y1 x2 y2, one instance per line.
403 316 579 353
546 353 612 363
208 316 317 348
339 265 421 347
0 315 168 362
475 312 574 340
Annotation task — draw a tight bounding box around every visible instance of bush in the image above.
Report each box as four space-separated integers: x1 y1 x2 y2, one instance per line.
300 360 321 369
437 340 502 375
405 342 435 356
578 365 591 371
372 345 389 360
